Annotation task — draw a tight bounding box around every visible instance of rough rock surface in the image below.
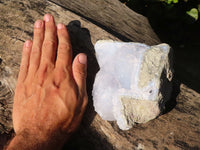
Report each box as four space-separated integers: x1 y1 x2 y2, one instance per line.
93 40 173 130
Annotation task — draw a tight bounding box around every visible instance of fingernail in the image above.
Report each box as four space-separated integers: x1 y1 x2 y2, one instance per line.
44 14 51 22
25 40 32 47
78 54 87 65
57 23 64 30
35 20 42 28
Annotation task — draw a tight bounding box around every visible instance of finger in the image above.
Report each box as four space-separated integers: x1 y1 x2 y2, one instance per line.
28 20 44 75
56 23 72 70
40 14 57 67
72 53 87 95
17 40 32 83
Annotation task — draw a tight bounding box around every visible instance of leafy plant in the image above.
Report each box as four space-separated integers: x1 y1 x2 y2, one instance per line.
120 0 200 21
187 8 198 20
165 0 179 4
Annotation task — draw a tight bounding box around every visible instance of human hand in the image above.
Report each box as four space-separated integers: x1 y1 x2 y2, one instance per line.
7 14 88 150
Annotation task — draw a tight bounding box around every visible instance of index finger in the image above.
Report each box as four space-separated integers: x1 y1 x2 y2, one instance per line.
56 24 72 70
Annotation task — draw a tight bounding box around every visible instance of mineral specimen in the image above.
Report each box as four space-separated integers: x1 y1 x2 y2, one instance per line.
92 40 173 130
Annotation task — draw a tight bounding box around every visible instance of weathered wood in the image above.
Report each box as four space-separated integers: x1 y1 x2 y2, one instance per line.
49 0 161 45
0 0 199 150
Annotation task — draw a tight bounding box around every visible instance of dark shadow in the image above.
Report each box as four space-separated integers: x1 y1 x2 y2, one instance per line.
162 79 180 114
0 131 14 150
66 20 99 125
119 0 200 92
159 48 180 114
63 126 114 150
62 20 113 150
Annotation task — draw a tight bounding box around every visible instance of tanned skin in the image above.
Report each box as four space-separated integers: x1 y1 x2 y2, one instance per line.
5 14 88 150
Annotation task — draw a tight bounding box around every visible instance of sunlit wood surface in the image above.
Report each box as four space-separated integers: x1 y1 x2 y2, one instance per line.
0 0 199 149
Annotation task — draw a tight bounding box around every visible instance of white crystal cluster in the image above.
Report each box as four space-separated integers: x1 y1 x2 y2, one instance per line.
92 40 173 130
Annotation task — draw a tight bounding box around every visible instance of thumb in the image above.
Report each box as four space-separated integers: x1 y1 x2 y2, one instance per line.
72 53 87 94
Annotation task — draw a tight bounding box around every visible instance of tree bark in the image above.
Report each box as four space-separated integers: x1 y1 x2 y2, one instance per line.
49 0 160 45
0 0 199 150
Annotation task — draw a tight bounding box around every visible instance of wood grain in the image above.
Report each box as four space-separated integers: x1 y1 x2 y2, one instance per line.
49 0 161 45
0 0 199 150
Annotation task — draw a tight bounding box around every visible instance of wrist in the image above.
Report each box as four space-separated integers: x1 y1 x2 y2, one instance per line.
6 129 67 150
6 130 47 150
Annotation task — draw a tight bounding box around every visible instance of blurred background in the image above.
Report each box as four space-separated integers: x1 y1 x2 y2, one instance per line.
120 0 200 92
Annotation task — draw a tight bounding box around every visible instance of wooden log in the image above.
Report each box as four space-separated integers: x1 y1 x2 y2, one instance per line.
49 0 161 45
0 0 199 150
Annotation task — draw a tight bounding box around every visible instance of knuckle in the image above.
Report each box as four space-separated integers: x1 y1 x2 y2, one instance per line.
23 48 30 55
41 57 50 64
20 63 27 70
31 47 40 55
46 23 56 30
58 43 71 54
34 28 43 35
43 40 56 49
55 66 68 75
74 68 87 79
41 61 54 72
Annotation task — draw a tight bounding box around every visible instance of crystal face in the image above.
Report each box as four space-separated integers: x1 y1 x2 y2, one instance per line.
92 40 173 130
